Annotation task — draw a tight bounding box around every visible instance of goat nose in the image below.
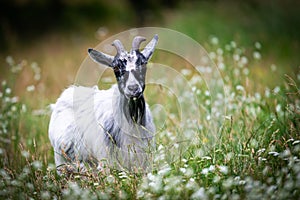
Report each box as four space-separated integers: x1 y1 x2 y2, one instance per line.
128 84 139 92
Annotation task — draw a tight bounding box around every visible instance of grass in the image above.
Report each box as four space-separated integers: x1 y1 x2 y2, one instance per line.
0 1 300 199
0 35 299 199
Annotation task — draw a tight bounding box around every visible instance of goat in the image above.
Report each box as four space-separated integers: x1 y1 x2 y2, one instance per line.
48 35 158 173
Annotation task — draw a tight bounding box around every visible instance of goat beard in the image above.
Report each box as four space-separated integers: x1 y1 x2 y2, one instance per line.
127 95 145 125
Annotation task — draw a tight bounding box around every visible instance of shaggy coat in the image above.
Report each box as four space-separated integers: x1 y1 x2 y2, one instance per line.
48 35 158 173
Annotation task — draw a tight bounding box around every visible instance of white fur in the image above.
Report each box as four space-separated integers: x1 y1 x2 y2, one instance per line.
48 84 155 172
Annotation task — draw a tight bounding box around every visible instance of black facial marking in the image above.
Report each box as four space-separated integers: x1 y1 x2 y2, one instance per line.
133 52 147 87
135 51 147 66
112 58 127 81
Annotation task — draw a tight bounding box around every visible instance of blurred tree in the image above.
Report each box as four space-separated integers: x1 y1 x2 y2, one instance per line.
128 0 180 25
0 0 65 49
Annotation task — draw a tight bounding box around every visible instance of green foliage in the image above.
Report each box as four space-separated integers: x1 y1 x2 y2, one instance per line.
0 38 300 199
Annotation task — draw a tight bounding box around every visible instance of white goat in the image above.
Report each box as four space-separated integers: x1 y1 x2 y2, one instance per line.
48 35 158 173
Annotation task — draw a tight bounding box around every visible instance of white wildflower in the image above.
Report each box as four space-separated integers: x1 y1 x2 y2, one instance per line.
236 48 243 55
147 173 155 181
258 157 267 162
96 26 108 38
157 144 164 151
281 149 291 157
186 178 198 191
119 171 128 179
6 56 15 66
34 74 41 81
234 68 240 76
233 54 240 61
255 92 261 100
241 56 248 65
174 143 179 148
41 191 51 200
31 62 40 72
191 187 208 200
265 87 271 98
47 163 56 171
219 165 228 174
5 88 11 94
26 183 34 190
217 48 223 55
257 148 266 155
32 161 42 170
218 62 225 70
253 51 261 60
230 41 237 48
181 69 192 76
268 151 279 157
149 175 162 193
208 165 215 172
11 180 21 187
164 176 182 192
225 44 231 51
180 168 187 174
137 190 144 198
11 96 18 103
11 105 17 112
210 36 219 45
222 177 234 189
158 166 171 176
292 140 300 146
202 156 212 160
26 85 35 92
21 104 27 113
206 66 212 73
239 180 246 185
185 168 194 177
201 168 209 175
273 86 280 94
206 115 211 121
106 175 115 183
21 150 30 158
217 55 223 63
236 85 244 91
205 90 210 96
209 52 216 59
254 42 262 49
243 68 249 75
271 64 277 71
276 104 281 112
205 99 210 105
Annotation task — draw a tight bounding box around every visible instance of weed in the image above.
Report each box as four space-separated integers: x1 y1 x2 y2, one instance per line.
0 38 299 199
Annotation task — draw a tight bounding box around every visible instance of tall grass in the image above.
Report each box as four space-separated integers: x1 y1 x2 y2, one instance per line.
0 37 299 199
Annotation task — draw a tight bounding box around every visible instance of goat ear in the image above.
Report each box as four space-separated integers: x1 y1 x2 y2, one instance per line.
141 34 158 60
88 48 114 67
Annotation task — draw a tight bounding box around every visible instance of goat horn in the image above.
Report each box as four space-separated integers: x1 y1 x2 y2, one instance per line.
132 36 146 51
141 34 158 60
112 40 125 55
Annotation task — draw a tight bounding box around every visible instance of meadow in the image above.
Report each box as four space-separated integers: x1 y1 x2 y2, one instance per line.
0 1 300 199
